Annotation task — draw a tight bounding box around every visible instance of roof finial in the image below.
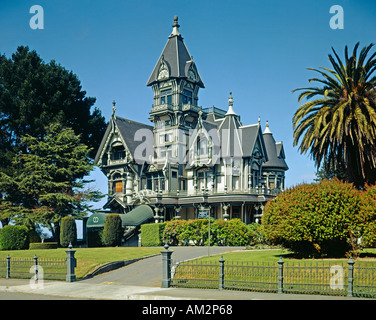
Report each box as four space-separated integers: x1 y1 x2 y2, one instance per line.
263 120 272 134
228 92 233 106
171 16 181 36
225 92 237 116
112 100 116 117
258 116 261 125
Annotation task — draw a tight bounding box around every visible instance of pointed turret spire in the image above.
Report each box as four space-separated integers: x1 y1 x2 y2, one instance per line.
147 16 204 88
225 92 237 115
263 120 272 134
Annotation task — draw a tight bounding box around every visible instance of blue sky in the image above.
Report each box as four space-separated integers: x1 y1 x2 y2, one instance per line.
1 0 376 213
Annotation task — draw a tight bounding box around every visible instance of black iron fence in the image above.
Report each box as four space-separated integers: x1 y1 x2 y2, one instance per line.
0 255 67 281
0 245 77 282
169 256 376 298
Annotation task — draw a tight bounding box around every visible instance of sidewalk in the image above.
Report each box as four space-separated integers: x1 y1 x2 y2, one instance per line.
0 278 367 300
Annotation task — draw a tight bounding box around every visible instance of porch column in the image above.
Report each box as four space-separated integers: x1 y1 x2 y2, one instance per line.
175 206 181 219
125 172 133 203
154 207 161 223
223 204 229 221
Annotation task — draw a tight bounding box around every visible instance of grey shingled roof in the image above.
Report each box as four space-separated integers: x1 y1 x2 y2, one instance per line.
115 117 154 158
146 24 204 87
218 110 243 159
240 124 268 160
262 130 288 170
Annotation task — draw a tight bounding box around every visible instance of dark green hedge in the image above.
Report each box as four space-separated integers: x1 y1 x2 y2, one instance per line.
102 214 124 247
60 216 77 247
141 223 166 246
29 242 58 250
0 225 30 250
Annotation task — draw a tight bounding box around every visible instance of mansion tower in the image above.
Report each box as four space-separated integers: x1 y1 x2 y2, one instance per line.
94 17 288 225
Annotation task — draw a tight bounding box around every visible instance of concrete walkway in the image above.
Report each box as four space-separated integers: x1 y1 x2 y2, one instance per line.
0 278 364 300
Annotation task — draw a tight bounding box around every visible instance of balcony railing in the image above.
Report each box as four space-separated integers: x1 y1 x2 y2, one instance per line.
135 187 282 199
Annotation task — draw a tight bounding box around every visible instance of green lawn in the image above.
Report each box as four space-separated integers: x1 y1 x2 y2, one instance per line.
0 247 162 279
172 248 376 297
197 247 376 263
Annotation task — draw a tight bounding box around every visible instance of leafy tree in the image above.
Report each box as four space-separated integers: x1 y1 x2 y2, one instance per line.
292 43 376 188
0 46 106 169
0 122 103 242
102 214 123 247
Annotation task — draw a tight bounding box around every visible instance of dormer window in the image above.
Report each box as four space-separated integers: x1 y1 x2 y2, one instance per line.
197 136 207 156
110 142 126 161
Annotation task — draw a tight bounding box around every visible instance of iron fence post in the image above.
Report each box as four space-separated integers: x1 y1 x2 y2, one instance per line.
161 242 172 288
219 256 225 290
6 255 10 279
277 257 284 294
347 257 355 297
33 254 38 280
66 242 77 282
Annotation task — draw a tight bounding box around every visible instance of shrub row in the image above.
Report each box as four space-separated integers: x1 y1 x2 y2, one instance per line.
262 178 376 258
29 242 58 250
141 219 263 247
140 223 166 246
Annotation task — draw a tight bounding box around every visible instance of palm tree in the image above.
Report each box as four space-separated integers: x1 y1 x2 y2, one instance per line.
292 42 376 188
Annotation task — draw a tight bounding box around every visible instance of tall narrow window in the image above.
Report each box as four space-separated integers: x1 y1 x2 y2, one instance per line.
161 89 172 105
183 90 192 104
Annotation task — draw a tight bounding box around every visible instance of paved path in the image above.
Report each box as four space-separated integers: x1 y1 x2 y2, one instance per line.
82 246 244 287
0 278 364 300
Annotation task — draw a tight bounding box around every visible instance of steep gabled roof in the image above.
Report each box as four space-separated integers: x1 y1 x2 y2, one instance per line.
240 124 268 161
146 16 204 88
262 121 288 170
94 113 153 165
115 117 153 158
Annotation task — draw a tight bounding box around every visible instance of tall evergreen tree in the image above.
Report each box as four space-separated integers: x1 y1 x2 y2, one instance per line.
0 46 107 169
0 123 102 241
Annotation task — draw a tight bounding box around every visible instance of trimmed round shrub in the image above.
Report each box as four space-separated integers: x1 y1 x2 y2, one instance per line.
60 216 77 247
262 179 361 257
0 225 30 250
101 214 123 247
